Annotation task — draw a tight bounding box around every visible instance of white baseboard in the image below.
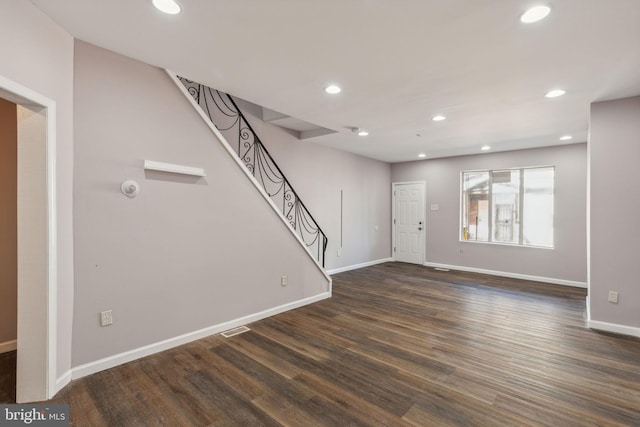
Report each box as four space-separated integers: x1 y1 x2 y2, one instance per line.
71 292 331 381
55 370 72 395
423 262 587 288
0 339 17 354
588 320 640 339
585 295 591 322
327 258 393 275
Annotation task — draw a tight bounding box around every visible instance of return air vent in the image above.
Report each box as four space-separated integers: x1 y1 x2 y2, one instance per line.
220 326 251 338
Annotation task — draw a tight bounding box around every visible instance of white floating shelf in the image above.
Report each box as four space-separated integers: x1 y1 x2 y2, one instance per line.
144 160 206 177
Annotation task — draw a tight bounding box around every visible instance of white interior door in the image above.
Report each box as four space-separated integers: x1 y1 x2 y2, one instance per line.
393 182 424 264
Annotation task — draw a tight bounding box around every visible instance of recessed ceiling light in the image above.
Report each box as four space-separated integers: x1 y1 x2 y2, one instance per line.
432 115 446 122
559 135 573 141
481 145 491 151
325 85 341 94
152 0 181 14
358 130 369 136
545 89 566 98
418 153 427 158
520 5 551 23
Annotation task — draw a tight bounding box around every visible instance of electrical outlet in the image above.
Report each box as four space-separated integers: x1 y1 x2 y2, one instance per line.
100 310 113 326
281 275 288 287
608 291 619 304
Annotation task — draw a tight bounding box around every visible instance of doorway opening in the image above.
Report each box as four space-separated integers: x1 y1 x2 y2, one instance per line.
0 97 17 403
0 74 57 403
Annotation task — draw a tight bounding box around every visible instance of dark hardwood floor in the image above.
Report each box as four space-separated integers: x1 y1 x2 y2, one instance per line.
0 350 16 403
4 263 640 425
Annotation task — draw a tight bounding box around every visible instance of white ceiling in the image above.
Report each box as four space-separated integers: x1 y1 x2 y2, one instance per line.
31 0 640 163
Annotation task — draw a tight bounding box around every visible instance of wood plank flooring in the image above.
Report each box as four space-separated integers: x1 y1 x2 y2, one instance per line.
0 350 16 403
4 262 640 425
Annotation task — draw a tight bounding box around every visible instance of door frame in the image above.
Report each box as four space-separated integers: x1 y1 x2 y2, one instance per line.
392 181 426 265
0 74 57 402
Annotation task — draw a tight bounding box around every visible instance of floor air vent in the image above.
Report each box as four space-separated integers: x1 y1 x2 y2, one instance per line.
434 267 450 272
220 326 250 338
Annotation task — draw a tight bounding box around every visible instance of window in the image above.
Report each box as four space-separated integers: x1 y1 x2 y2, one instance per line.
461 166 554 247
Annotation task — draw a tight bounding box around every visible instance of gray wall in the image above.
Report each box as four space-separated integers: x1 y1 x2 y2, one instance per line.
391 144 588 284
72 41 329 366
589 96 640 329
234 103 392 272
0 0 75 386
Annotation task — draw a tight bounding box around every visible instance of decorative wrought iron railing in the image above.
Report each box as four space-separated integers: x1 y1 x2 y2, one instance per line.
178 77 328 267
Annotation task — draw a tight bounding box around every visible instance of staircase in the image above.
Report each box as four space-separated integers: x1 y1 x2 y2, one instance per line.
168 74 328 267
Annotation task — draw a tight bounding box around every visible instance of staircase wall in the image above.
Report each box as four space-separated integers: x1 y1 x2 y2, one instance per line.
233 99 393 272
71 40 330 371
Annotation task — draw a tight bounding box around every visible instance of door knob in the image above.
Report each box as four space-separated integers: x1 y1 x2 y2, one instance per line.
418 227 423 230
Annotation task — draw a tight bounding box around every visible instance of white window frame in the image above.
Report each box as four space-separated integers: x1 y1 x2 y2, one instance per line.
460 165 555 248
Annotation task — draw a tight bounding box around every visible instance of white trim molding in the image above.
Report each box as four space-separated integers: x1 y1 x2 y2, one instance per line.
585 295 591 322
55 370 72 394
1 73 59 402
46 103 58 400
588 320 640 339
71 292 330 380
0 340 17 354
423 261 587 288
327 258 393 275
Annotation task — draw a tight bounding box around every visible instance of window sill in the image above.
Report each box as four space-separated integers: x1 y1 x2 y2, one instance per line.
459 239 554 250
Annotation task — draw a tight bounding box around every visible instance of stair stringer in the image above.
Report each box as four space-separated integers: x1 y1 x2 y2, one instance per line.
165 70 332 292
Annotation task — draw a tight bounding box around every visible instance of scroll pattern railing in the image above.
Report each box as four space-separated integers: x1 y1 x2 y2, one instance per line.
178 77 328 267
